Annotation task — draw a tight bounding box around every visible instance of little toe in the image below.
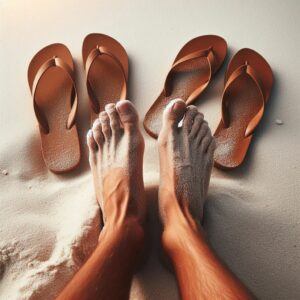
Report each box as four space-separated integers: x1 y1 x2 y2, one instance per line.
87 129 98 152
183 105 199 133
105 103 121 133
162 99 187 130
116 100 139 131
189 113 204 137
99 111 111 140
92 119 104 148
207 138 216 156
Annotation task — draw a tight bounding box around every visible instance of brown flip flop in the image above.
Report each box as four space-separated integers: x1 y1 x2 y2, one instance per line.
143 35 227 138
213 48 274 169
28 43 81 173
82 33 129 123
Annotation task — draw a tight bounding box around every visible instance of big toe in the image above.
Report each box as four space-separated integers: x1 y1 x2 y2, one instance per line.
162 99 187 130
116 100 139 131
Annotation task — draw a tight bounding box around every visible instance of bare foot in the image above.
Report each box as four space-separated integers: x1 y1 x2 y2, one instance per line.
87 100 146 227
158 99 215 230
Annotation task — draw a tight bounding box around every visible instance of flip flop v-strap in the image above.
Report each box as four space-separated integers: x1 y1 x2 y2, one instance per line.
221 62 265 138
213 48 273 169
32 56 78 134
163 47 217 104
85 45 127 115
143 35 227 138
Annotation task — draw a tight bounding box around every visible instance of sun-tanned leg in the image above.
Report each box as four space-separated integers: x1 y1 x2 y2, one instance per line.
56 100 146 300
158 99 253 300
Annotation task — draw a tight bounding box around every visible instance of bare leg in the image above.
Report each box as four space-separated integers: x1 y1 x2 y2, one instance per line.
158 99 253 300
57 100 146 300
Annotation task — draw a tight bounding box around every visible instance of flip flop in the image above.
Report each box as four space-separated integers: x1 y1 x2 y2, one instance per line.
28 43 81 173
82 33 129 123
143 35 227 138
213 48 274 169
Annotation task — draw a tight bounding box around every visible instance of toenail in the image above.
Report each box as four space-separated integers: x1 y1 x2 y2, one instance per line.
105 103 115 112
116 102 131 114
100 111 107 118
167 99 180 108
173 102 183 111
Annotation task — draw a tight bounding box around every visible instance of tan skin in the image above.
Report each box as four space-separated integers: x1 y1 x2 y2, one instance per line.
57 100 253 300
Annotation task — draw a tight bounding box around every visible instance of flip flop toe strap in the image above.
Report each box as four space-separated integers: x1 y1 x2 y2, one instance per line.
163 46 216 102
85 45 127 114
32 57 78 134
221 62 265 137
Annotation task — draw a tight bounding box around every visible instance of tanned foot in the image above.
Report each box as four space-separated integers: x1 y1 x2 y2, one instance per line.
158 98 215 236
87 100 146 229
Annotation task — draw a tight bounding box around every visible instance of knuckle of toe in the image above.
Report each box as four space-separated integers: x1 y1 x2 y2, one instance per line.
202 136 209 146
188 134 194 142
201 124 208 134
110 121 118 128
93 132 101 142
92 120 101 129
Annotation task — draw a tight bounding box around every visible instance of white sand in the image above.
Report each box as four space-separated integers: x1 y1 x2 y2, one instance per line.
0 0 300 299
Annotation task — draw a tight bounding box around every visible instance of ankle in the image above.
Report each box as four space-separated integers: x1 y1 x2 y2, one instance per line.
99 216 145 246
162 220 205 256
161 198 204 253
159 189 199 230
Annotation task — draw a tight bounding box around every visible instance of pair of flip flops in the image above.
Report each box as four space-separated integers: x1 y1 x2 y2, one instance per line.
28 34 273 172
28 34 128 173
143 35 273 169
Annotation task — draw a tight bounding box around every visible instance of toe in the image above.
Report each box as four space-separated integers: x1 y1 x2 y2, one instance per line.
183 105 199 133
92 119 104 147
207 138 216 156
87 129 98 151
162 98 187 130
99 111 111 140
105 103 121 132
196 120 209 146
200 129 213 153
116 100 139 131
189 112 204 137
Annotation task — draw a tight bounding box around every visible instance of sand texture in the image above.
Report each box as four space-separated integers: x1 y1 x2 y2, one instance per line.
0 0 299 299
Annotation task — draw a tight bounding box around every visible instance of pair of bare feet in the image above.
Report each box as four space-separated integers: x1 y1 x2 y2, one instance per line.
57 99 252 300
86 98 215 253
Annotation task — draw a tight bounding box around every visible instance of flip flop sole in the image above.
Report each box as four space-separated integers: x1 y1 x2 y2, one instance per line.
82 33 129 123
28 44 81 173
144 35 227 139
214 48 273 169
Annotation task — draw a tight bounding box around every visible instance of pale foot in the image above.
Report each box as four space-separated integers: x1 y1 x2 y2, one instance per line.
87 100 146 226
158 98 215 230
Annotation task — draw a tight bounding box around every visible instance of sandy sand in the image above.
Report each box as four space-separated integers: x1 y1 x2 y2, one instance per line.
0 0 300 299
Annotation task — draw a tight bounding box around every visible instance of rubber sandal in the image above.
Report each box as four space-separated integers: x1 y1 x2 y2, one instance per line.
213 48 274 169
143 35 227 138
28 43 81 173
82 33 129 123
